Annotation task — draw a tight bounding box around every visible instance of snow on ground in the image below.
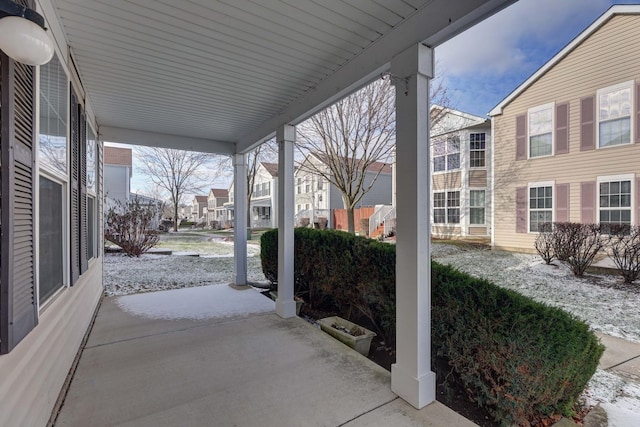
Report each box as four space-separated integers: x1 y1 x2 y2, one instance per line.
103 243 265 296
115 284 274 320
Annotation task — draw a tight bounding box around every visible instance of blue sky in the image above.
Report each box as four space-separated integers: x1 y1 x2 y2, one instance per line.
434 0 638 117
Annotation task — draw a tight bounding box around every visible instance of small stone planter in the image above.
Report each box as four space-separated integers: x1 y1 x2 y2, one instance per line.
317 316 376 356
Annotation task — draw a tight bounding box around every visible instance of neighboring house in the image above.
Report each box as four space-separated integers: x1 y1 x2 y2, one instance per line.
192 195 208 223
295 153 393 230
180 204 193 221
130 192 164 229
250 162 279 228
429 107 492 240
206 188 229 226
223 182 235 225
104 146 132 210
490 5 640 252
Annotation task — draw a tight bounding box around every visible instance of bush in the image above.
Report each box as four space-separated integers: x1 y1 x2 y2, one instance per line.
432 262 603 425
534 222 555 264
604 224 640 284
262 229 603 424
105 198 160 257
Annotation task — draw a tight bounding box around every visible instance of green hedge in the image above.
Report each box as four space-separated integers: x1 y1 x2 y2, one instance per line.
260 228 604 425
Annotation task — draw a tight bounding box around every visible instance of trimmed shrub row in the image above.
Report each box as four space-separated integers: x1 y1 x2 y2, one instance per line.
261 228 604 425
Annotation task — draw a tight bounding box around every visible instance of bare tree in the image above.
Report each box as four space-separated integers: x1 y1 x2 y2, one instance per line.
297 78 395 233
137 147 229 232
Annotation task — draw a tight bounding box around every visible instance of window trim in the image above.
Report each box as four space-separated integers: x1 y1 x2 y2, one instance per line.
432 136 461 174
527 102 554 159
597 174 634 228
433 189 461 225
596 80 634 150
527 181 555 234
469 132 487 169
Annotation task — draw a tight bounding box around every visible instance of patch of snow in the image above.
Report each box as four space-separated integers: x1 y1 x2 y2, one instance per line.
115 284 274 320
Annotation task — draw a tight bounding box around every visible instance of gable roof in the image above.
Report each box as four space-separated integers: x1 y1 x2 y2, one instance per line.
307 152 392 174
489 5 639 116
261 162 279 177
209 188 229 198
430 106 489 137
104 146 132 166
194 195 208 203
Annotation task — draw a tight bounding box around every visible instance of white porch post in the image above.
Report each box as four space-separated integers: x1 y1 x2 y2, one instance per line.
276 124 296 318
233 153 248 285
390 43 436 409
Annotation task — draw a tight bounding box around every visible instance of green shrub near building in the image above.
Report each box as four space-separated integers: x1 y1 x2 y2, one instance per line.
260 228 604 424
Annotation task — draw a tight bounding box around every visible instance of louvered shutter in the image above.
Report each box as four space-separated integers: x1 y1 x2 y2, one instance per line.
555 184 570 222
79 109 88 273
580 182 596 224
580 96 595 151
636 83 640 144
70 88 80 284
97 141 103 257
516 187 527 233
515 114 527 160
0 53 38 354
555 102 569 154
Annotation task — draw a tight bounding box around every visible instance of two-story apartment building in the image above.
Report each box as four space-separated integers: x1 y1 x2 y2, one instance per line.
430 108 492 240
104 146 132 210
192 195 208 223
250 162 279 228
206 188 229 227
490 5 640 252
295 153 392 229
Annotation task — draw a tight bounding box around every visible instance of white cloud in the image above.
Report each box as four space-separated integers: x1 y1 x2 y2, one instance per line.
435 0 611 77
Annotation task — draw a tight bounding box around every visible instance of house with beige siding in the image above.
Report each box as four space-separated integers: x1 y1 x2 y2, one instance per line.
490 5 640 252
430 108 491 240
206 188 229 227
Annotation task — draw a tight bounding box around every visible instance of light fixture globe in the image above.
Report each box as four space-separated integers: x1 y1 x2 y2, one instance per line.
0 15 54 66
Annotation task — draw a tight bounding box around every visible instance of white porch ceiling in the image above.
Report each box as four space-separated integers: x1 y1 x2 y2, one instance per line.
43 0 515 154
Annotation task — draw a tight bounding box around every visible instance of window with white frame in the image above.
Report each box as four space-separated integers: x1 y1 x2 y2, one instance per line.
598 81 633 148
529 185 553 232
317 179 324 190
469 190 485 225
297 178 302 194
433 136 460 172
599 178 632 233
433 191 460 224
528 103 553 158
469 133 486 168
305 176 311 193
39 53 68 177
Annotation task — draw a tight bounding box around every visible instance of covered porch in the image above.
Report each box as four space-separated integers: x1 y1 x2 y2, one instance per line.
53 285 474 427
0 1 515 425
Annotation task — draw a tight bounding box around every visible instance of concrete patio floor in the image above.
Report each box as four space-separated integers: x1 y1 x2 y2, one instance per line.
53 285 475 427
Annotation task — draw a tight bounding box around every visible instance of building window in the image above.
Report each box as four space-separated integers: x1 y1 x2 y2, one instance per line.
297 178 302 194
598 82 633 148
469 133 486 167
528 103 553 158
318 194 323 202
469 190 485 225
317 180 324 190
88 196 95 260
433 191 460 224
305 177 311 193
599 179 632 233
529 185 553 232
87 127 96 194
39 176 65 304
39 53 68 176
433 136 460 172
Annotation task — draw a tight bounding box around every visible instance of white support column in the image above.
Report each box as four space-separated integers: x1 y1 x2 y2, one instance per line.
390 43 436 409
276 124 296 318
233 153 248 286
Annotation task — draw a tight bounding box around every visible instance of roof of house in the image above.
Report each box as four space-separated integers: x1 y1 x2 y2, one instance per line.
490 5 637 116
309 152 392 175
261 162 279 177
210 188 229 198
194 195 208 203
430 106 489 137
104 146 132 166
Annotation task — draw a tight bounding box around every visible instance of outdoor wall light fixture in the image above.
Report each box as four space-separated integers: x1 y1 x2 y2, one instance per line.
0 0 54 66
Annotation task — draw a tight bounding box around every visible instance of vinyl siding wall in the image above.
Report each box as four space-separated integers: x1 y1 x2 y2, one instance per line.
493 15 640 251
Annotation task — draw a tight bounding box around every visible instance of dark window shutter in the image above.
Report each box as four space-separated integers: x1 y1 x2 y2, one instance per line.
555 102 569 154
79 109 88 274
580 181 596 224
555 183 570 222
580 96 595 151
637 178 640 226
515 114 527 160
1 53 38 354
516 187 527 233
636 83 640 143
70 87 80 284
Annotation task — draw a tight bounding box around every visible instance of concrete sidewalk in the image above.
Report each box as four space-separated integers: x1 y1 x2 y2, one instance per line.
53 285 474 427
597 333 640 381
